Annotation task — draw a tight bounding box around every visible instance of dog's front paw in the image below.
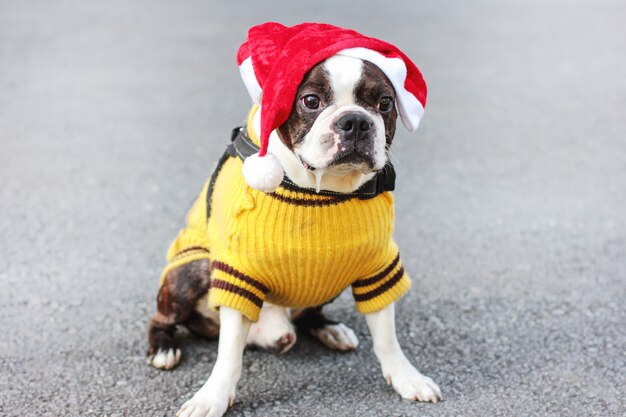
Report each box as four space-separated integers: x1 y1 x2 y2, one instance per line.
383 362 442 403
147 348 181 370
310 323 359 351
176 390 232 417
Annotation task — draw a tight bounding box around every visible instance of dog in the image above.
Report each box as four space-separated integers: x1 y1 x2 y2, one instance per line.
146 23 441 417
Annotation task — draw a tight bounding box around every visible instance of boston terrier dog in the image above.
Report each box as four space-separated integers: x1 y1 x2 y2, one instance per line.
146 23 441 417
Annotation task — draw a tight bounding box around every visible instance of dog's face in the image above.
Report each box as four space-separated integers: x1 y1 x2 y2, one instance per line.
277 56 398 176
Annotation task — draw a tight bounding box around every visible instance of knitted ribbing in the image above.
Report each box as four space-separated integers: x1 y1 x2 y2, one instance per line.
160 111 411 322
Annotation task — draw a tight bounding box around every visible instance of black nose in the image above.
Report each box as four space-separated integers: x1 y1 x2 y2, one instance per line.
336 113 371 140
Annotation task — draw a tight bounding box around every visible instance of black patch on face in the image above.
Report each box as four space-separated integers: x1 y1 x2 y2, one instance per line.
277 63 333 149
354 61 398 145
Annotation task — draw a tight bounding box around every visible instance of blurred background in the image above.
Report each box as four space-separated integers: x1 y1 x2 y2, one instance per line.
0 1 624 416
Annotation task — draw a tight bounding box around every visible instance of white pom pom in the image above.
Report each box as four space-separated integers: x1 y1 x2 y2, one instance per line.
242 152 284 192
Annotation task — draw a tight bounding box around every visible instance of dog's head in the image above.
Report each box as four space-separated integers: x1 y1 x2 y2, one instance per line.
276 55 398 179
239 23 426 193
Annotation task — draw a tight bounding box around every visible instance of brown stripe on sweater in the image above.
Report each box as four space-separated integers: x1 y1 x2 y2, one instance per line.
211 261 270 294
210 279 264 308
172 246 210 258
353 266 405 302
267 191 350 207
280 178 361 198
352 254 401 288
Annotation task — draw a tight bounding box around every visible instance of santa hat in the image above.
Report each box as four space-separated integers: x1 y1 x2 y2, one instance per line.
237 22 428 192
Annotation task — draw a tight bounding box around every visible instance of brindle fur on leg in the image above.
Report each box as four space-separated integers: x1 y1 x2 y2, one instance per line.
146 259 211 365
185 311 220 340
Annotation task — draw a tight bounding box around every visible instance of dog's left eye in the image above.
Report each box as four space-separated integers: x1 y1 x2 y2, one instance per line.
301 94 321 110
378 97 394 113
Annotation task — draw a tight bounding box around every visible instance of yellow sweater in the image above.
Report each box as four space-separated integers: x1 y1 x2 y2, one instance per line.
161 110 410 322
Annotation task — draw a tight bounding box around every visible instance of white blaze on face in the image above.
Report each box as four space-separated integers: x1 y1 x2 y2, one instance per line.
327 55 364 106
295 55 388 173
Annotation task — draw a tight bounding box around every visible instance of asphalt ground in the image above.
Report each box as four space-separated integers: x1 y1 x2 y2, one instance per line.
1 1 625 416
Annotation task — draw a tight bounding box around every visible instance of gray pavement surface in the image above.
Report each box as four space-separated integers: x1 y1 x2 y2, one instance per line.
1 1 625 416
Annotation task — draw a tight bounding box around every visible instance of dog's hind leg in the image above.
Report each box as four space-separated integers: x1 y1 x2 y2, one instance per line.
293 305 359 351
186 294 221 340
246 303 296 353
147 259 211 369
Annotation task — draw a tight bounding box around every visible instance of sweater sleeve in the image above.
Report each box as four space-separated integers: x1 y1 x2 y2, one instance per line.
351 249 411 314
159 180 212 286
207 261 269 322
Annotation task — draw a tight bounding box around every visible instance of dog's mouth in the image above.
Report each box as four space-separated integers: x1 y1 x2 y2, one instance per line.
298 155 317 171
298 151 375 173
331 151 375 169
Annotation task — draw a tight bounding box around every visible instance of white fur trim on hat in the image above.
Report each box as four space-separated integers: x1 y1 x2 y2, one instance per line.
242 152 284 192
238 57 263 104
336 47 424 131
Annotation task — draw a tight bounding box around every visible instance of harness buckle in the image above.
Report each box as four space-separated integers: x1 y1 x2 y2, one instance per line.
357 162 396 200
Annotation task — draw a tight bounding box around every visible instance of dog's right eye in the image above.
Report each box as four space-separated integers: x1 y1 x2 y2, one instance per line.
301 94 321 110
378 96 394 113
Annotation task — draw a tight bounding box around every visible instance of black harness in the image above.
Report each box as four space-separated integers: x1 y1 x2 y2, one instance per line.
206 126 396 218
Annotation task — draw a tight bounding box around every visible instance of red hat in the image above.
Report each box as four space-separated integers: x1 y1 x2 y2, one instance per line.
237 22 428 192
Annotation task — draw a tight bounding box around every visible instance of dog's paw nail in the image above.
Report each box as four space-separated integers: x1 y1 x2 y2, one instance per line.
399 377 441 403
386 366 442 403
149 348 181 369
177 394 230 417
